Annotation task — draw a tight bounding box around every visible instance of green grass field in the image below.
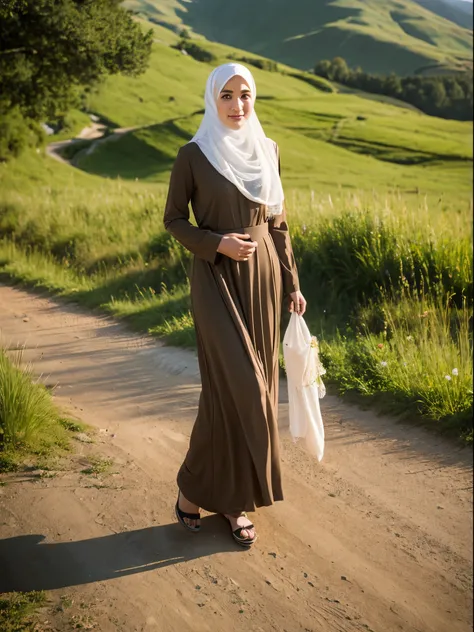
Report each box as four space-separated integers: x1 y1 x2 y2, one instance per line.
72 34 473 198
124 0 473 75
0 17 472 440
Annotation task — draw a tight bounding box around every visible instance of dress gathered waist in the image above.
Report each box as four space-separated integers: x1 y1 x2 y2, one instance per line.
217 223 269 241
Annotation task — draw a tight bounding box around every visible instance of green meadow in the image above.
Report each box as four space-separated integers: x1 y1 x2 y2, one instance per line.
69 34 472 198
0 24 472 440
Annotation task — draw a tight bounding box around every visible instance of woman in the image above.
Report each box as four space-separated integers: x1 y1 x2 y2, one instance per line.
163 63 306 547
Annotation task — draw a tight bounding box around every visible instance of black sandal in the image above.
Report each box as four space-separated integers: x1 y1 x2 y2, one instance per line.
175 493 201 533
225 512 257 547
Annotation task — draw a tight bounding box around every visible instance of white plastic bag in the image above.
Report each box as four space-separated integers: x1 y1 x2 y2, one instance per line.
283 312 326 461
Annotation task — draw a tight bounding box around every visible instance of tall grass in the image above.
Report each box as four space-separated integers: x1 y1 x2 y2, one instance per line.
292 203 472 311
0 349 69 456
376 296 472 423
321 294 473 439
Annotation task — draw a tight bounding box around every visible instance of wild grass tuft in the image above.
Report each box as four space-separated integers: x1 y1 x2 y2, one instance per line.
81 455 114 476
0 591 46 632
0 349 72 469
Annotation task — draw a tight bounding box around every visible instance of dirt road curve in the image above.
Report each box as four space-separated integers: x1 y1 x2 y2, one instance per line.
0 285 472 632
46 124 138 166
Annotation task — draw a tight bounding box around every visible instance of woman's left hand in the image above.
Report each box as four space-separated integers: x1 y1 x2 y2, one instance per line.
289 291 307 316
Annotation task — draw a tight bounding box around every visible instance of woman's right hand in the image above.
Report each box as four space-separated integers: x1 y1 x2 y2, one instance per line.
217 233 258 262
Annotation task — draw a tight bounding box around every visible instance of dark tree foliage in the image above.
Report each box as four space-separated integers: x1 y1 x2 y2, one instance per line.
0 0 152 158
314 57 473 121
173 39 217 63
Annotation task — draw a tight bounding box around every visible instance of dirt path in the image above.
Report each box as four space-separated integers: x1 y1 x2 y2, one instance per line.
0 284 472 632
46 124 138 166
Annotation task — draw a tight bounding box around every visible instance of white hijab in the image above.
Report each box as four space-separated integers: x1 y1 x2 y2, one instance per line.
191 63 284 216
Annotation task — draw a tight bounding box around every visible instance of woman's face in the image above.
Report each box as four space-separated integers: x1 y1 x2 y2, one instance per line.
216 75 254 130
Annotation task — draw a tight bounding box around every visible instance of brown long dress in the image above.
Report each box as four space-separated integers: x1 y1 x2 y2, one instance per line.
163 141 299 515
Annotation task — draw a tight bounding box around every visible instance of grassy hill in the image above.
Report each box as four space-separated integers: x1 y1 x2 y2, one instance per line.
413 0 474 29
123 0 473 75
70 31 472 199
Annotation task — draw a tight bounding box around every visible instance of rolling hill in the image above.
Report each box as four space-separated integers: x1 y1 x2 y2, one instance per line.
413 0 473 29
123 0 473 75
64 28 472 199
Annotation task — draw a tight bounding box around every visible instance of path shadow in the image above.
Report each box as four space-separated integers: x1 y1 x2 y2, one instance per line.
0 516 239 593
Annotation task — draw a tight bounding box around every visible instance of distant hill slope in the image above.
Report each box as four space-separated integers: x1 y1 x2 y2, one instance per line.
413 0 473 29
68 28 472 200
123 0 472 75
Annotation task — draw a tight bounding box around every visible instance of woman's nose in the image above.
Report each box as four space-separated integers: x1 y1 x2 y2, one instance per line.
231 99 242 111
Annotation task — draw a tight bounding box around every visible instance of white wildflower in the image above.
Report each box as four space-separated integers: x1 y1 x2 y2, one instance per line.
380 361 388 367
452 368 458 376
444 375 452 381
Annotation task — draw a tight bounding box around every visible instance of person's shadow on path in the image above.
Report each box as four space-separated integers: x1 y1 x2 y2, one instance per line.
0 516 240 593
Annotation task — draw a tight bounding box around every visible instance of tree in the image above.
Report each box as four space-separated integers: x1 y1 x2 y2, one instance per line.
314 59 332 79
330 57 349 83
0 0 152 136
173 40 216 63
311 55 472 121
444 78 465 102
425 81 447 111
383 73 402 98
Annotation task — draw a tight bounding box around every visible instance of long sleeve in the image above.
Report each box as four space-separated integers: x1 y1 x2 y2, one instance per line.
163 147 222 264
269 145 300 296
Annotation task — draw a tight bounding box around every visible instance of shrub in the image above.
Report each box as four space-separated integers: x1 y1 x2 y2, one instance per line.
0 107 45 162
174 40 216 63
